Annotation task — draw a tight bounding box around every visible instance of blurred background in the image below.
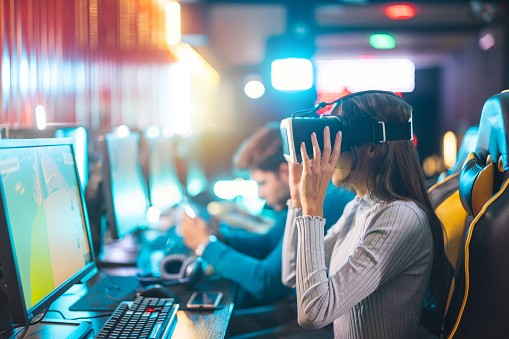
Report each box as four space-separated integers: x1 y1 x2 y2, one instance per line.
0 0 508 205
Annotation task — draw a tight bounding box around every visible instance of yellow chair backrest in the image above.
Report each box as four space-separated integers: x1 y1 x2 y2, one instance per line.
445 91 509 338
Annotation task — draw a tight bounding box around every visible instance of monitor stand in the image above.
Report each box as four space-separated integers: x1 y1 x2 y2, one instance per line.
69 273 139 312
96 232 141 267
9 320 92 339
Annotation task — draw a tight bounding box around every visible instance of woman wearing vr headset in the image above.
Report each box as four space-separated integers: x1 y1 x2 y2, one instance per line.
281 90 447 338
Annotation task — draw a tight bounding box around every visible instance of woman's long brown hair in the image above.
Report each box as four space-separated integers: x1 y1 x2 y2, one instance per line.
332 91 448 332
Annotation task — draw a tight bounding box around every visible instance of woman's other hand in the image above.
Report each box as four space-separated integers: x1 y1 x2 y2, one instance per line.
300 126 342 217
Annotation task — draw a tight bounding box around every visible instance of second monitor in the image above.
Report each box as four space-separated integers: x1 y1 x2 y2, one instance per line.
145 135 183 213
100 131 150 240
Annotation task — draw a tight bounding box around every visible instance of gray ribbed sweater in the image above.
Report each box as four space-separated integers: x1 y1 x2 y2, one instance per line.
282 194 434 338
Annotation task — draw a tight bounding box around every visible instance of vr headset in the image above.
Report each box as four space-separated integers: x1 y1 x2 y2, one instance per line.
280 90 414 164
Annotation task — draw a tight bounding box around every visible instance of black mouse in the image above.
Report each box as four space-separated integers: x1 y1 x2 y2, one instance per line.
137 284 175 299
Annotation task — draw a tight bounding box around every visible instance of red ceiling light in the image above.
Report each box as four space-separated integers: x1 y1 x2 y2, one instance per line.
386 4 415 20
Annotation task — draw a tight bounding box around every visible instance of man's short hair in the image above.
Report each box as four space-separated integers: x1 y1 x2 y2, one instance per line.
233 122 286 172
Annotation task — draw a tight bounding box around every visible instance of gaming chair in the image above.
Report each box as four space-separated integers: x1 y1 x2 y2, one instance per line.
443 90 509 338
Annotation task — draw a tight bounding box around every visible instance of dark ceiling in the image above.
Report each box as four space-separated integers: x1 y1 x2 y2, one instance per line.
180 0 506 71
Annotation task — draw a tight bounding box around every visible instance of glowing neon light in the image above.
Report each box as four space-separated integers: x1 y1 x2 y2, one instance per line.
187 172 207 197
19 56 29 95
2 54 10 97
166 1 181 46
271 58 313 91
116 125 131 138
369 34 396 49
35 105 47 130
146 126 160 139
43 61 51 91
443 131 457 169
30 57 37 94
244 80 265 99
315 59 415 93
168 63 192 135
386 5 415 20
213 180 259 200
479 33 495 51
146 206 161 224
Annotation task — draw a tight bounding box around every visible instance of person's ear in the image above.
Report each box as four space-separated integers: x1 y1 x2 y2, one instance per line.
367 143 377 158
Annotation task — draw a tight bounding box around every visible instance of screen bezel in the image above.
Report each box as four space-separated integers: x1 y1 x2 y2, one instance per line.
0 138 97 325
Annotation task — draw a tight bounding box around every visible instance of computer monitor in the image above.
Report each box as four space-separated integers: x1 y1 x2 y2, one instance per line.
100 131 150 239
55 127 89 190
145 136 183 211
0 138 96 326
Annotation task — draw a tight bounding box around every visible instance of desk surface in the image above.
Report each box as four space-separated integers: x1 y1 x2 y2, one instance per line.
39 268 236 339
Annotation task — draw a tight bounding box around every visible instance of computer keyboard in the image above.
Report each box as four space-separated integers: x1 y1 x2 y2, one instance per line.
95 296 178 339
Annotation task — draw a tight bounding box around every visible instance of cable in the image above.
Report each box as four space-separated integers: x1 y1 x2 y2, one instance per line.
0 323 28 337
0 307 50 337
17 323 30 339
46 309 112 321
14 307 50 339
291 101 335 117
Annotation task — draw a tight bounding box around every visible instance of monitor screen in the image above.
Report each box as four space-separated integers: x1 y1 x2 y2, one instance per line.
101 132 149 239
146 136 182 211
0 138 95 324
55 127 88 190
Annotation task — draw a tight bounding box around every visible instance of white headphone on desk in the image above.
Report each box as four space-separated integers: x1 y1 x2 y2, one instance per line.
158 254 204 286
136 254 204 288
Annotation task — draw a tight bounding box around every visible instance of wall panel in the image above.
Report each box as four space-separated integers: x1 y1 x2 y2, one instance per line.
0 0 177 131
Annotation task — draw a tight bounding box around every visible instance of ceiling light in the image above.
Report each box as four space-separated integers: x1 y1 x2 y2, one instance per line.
244 80 265 99
369 34 396 49
213 180 258 200
315 59 415 93
116 125 130 138
386 4 415 20
271 58 313 91
443 131 457 169
35 105 47 130
166 1 181 45
479 33 495 51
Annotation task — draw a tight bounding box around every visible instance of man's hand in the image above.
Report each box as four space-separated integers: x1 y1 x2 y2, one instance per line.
180 213 211 250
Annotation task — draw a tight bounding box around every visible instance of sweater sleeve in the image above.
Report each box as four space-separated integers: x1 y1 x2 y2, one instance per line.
322 198 358 268
281 200 302 288
221 210 286 259
295 203 429 329
202 236 291 301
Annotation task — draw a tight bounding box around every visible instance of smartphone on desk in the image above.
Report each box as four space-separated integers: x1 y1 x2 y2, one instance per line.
186 291 223 309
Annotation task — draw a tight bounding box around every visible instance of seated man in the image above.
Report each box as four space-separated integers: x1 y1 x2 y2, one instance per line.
180 123 354 333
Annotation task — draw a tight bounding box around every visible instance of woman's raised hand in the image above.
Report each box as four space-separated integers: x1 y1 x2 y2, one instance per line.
300 126 342 217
